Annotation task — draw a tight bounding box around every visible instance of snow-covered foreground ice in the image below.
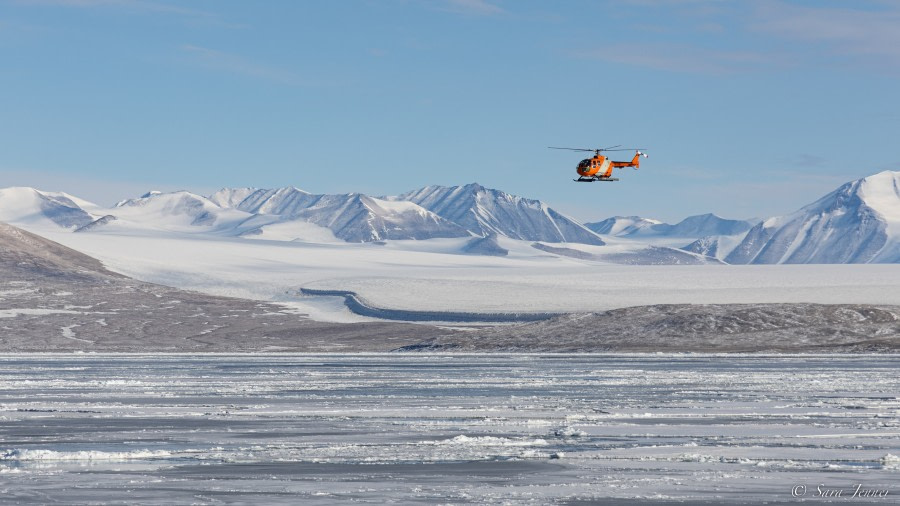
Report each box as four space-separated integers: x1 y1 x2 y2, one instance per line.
0 355 897 504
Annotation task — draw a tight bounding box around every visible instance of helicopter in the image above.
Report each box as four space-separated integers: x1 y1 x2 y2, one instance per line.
549 145 648 182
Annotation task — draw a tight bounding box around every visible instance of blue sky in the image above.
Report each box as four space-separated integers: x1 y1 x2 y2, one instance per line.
2 0 899 223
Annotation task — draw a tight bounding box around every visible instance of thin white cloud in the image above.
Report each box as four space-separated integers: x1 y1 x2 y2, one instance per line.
575 1 900 75
617 0 728 6
15 0 213 18
576 42 773 75
439 0 504 16
751 1 900 67
181 45 306 86
789 154 828 169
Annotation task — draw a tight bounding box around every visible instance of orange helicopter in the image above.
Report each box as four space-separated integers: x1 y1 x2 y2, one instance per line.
549 145 648 182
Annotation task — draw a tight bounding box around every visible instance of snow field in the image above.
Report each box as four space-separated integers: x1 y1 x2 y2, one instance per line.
35 228 900 320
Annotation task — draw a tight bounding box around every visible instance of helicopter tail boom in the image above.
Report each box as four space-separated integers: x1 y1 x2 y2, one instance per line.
609 150 648 169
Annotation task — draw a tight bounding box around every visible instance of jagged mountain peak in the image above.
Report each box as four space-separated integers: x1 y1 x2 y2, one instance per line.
795 171 900 230
725 170 900 264
289 193 469 242
226 187 318 216
838 170 899 225
209 187 258 208
204 186 469 242
460 181 486 192
396 183 604 245
796 170 898 213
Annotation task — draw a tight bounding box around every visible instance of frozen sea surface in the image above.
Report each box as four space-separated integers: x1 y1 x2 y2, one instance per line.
0 354 897 504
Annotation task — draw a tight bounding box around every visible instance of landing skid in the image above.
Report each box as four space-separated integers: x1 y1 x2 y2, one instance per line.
574 177 619 182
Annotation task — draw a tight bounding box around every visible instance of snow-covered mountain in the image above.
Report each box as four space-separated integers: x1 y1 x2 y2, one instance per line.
217 183 600 244
211 187 469 242
681 233 749 261
585 216 663 236
395 183 605 245
0 187 98 229
724 170 900 264
586 213 756 239
658 213 757 237
1 183 601 244
208 187 261 209
213 187 318 216
114 190 231 228
462 232 509 256
273 194 471 242
3 170 897 264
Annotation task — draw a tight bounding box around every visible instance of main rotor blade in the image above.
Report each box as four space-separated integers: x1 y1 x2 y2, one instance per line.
548 146 596 152
549 145 647 153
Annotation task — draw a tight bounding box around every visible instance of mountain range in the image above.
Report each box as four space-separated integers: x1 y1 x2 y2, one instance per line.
0 183 604 245
1 170 898 264
586 213 758 238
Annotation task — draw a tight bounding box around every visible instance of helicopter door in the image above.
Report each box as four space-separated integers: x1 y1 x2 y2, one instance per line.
598 158 612 175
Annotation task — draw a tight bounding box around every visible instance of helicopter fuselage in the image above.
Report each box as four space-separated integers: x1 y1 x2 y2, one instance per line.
575 152 642 181
577 155 613 178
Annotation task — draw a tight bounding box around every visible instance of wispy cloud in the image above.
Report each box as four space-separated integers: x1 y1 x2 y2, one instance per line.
575 43 773 75
438 0 504 16
15 0 214 18
181 45 306 86
576 1 900 75
617 0 729 6
751 1 900 68
789 154 828 169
